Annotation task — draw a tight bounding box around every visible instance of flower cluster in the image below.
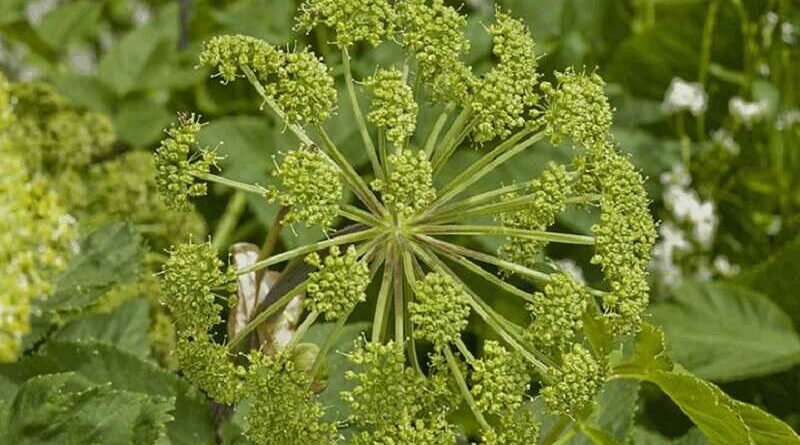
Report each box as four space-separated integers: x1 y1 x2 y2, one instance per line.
525 273 589 352
371 149 436 219
364 68 418 145
470 341 530 415
542 68 613 148
200 35 336 125
305 245 370 321
409 272 471 347
154 114 221 212
266 147 343 231
297 0 397 47
540 344 605 417
498 162 571 268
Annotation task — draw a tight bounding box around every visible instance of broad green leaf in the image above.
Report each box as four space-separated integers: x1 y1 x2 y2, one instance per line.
571 379 640 445
0 341 215 445
97 24 167 96
214 0 295 44
34 1 101 50
52 299 151 358
650 281 800 382
43 223 145 313
631 427 709 445
3 372 172 445
112 96 173 146
739 236 800 327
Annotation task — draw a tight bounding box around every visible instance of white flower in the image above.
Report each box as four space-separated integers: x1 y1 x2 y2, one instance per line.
691 201 716 247
554 259 586 284
713 256 741 277
651 223 690 287
25 0 59 25
766 12 779 27
757 62 770 77
729 97 769 126
766 215 782 236
711 129 739 155
662 77 707 116
68 49 97 75
782 22 797 45
132 2 153 27
776 109 800 130
660 164 691 187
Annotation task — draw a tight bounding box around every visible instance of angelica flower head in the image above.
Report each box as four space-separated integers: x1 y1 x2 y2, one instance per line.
526 273 590 352
370 149 436 219
541 344 605 417
199 34 283 84
297 0 397 47
542 68 612 147
266 146 342 231
481 409 540 445
410 272 471 347
364 68 418 145
154 114 222 212
305 245 370 321
471 341 530 415
662 77 707 116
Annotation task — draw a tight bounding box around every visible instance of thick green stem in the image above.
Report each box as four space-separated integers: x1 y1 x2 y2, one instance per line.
342 48 382 178
431 107 472 172
227 280 307 350
443 346 492 431
260 206 289 259
424 103 456 158
241 66 314 146
428 193 601 224
315 125 387 217
287 310 319 350
541 416 573 445
211 191 248 251
339 204 384 227
371 244 395 343
697 0 720 141
435 248 534 303
454 338 475 362
239 227 380 275
419 225 595 246
392 245 405 344
400 246 423 376
196 173 267 195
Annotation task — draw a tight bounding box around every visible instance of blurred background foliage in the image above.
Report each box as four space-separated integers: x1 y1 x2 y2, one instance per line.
1 0 799 443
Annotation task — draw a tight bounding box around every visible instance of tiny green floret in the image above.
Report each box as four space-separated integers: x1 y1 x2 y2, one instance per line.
175 337 246 404
481 409 540 445
274 48 338 125
305 245 370 321
371 149 435 219
297 0 397 48
364 68 418 145
409 272 470 347
541 68 613 148
525 273 590 351
541 344 605 417
199 34 283 83
154 114 222 212
470 341 530 416
266 147 342 231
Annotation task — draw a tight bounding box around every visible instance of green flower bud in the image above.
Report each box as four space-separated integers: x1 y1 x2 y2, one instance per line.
199 34 283 84
305 245 370 321
541 344 605 417
542 68 613 148
274 48 337 125
471 341 530 415
364 68 418 145
267 147 342 231
481 408 540 445
525 273 590 351
351 414 454 445
245 351 339 445
398 0 476 103
409 272 470 347
175 336 246 404
371 149 436 219
498 162 571 268
160 241 236 338
154 114 222 212
297 0 397 47
473 12 539 142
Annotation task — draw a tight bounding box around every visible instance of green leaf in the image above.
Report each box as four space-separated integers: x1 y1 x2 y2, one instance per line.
0 341 216 445
631 427 709 445
214 0 295 44
650 281 800 382
571 379 640 445
738 236 800 327
97 24 168 96
34 1 101 50
52 299 151 358
3 372 172 445
112 96 173 146
43 223 145 313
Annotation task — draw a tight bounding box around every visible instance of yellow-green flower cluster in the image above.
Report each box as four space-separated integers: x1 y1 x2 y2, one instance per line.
371 150 436 219
481 409 540 445
154 114 221 212
200 35 336 125
473 12 539 142
498 162 571 268
525 273 589 352
305 245 370 321
8 82 115 172
398 0 475 103
541 69 613 148
470 341 530 415
0 76 77 362
297 0 397 47
364 68 418 145
175 337 246 404
267 147 342 231
540 344 605 417
590 146 656 335
343 340 455 443
409 272 470 347
86 151 206 248
245 351 340 445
